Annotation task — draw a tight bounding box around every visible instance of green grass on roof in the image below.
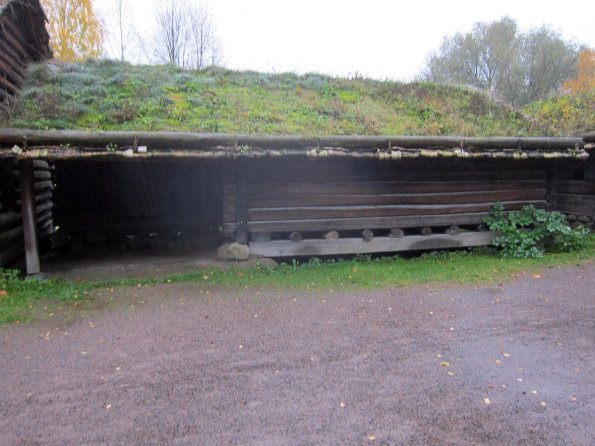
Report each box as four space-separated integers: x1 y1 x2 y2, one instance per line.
2 59 592 136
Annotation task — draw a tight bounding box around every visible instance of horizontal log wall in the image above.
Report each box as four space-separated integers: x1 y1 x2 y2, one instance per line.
0 158 55 267
554 157 595 219
0 0 51 112
223 157 550 238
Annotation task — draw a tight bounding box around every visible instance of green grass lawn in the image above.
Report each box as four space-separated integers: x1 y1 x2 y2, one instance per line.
1 238 593 325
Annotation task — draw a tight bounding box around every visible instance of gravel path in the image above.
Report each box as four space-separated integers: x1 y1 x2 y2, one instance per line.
1 264 594 445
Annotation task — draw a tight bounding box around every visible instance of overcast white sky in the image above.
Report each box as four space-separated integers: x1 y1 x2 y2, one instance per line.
94 0 595 80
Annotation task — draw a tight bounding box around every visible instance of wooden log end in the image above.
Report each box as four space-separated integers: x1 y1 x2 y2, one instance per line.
476 224 489 232
289 232 302 242
324 230 339 240
362 229 374 241
420 227 433 236
389 228 405 238
446 225 461 235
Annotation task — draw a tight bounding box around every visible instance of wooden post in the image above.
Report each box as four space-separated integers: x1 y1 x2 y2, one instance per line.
19 160 40 275
235 164 248 245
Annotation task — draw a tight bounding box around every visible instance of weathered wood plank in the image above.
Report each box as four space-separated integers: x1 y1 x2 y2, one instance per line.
248 181 547 198
248 200 546 221
32 160 50 170
35 200 53 215
16 190 53 206
243 213 495 234
16 180 53 193
247 189 546 208
555 194 595 217
12 169 52 180
557 180 595 195
250 232 499 257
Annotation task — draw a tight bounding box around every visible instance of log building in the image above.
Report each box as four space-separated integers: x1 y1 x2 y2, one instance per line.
0 0 593 274
0 130 593 274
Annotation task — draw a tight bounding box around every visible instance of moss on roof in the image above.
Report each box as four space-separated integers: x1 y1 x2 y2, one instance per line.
1 59 587 136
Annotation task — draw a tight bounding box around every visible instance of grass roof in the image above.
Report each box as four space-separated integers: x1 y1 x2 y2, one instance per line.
2 59 593 136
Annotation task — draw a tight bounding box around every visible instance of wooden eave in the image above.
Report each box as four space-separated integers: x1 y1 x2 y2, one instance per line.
0 128 590 161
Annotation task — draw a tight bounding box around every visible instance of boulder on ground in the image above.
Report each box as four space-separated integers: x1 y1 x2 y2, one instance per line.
217 242 250 261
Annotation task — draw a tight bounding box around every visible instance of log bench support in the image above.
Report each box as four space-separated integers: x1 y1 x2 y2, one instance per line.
249 231 499 258
19 160 40 275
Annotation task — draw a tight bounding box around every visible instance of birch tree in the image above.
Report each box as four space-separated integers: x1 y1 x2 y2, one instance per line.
41 0 103 61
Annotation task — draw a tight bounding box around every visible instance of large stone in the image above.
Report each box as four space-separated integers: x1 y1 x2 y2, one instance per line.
217 242 250 261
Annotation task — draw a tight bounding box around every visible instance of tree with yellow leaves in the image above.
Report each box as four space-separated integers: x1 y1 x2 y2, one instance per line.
41 0 103 62
563 48 595 94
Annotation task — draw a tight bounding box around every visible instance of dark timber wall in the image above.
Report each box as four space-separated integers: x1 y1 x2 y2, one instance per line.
554 155 595 219
0 0 51 111
0 159 55 266
223 157 550 241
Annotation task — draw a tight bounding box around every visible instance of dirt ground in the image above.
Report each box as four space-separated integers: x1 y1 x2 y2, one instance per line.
1 264 594 446
40 249 275 282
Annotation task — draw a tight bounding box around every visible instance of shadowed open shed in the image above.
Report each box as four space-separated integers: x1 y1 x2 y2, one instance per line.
0 0 593 275
0 129 593 275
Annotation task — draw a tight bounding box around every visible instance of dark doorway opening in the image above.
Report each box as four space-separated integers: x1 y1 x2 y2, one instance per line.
53 159 224 256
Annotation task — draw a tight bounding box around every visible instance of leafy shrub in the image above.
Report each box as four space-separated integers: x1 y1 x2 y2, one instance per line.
483 203 590 258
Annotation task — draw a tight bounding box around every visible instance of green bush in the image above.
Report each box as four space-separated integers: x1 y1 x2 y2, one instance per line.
483 203 590 258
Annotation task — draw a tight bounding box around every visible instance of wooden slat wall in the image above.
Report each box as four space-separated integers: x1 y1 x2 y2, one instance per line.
0 159 55 267
223 158 550 237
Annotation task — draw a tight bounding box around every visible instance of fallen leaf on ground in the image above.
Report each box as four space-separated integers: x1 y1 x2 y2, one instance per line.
339 402 346 408
484 398 491 405
0 290 7 297
440 362 450 367
367 434 376 441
